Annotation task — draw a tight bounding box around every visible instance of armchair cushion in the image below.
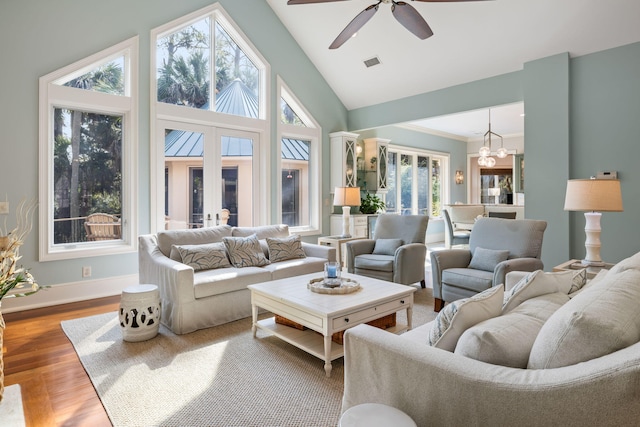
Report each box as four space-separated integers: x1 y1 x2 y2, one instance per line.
428 285 504 351
223 234 270 268
442 268 494 294
171 242 231 271
266 235 306 263
372 238 404 256
354 254 394 272
468 247 510 272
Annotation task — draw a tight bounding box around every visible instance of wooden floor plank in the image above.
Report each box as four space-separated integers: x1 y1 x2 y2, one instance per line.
3 295 120 427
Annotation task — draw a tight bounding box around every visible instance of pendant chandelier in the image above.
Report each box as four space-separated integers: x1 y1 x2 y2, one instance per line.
478 109 507 167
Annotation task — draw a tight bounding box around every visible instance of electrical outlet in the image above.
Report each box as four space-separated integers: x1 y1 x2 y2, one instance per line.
0 201 8 215
82 266 92 278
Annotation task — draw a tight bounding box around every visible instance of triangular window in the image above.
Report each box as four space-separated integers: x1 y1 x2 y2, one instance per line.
57 56 126 96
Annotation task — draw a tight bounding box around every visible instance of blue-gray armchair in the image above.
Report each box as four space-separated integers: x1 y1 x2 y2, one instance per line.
345 214 429 287
430 217 547 311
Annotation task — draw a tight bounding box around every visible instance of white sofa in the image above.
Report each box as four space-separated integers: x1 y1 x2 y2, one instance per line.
342 251 640 427
139 224 335 334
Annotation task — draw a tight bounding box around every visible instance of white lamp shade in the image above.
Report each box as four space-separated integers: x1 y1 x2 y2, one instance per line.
564 179 623 212
333 187 361 207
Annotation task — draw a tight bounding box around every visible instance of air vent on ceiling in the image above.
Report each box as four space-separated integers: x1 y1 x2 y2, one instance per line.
363 56 381 68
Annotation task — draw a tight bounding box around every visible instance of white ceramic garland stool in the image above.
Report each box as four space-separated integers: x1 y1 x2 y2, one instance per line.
339 403 417 427
119 284 161 342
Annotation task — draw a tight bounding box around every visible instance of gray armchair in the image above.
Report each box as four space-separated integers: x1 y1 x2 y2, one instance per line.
430 217 547 311
345 214 429 287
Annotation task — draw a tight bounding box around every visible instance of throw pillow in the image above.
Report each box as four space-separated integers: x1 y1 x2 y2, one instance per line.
468 247 510 272
502 269 581 314
455 292 569 368
528 267 640 369
372 238 404 256
266 235 306 263
427 285 504 352
171 242 231 271
223 234 270 268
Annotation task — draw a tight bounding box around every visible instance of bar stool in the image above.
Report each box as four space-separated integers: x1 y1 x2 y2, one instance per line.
119 284 161 342
339 403 417 427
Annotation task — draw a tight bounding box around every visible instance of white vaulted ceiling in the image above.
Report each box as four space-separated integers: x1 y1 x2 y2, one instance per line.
267 0 640 138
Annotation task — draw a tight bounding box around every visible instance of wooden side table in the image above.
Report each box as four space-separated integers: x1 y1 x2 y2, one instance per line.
552 259 615 280
317 235 366 267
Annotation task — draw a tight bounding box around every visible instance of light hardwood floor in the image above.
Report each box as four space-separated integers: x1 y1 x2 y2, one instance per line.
3 296 119 427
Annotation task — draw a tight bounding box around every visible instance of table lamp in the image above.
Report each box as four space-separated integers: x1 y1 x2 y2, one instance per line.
564 178 623 266
333 187 361 237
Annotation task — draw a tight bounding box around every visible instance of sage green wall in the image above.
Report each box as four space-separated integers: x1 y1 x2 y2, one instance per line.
0 0 347 289
522 53 571 267
349 42 640 267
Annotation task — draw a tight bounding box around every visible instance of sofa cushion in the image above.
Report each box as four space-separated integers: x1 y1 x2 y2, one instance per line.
223 234 270 268
502 269 573 314
171 242 231 271
372 238 404 256
193 266 272 298
266 235 306 263
455 292 569 368
428 285 504 352
232 224 289 239
569 268 608 298
528 264 640 369
442 268 494 293
468 247 509 272
158 225 233 257
263 256 327 281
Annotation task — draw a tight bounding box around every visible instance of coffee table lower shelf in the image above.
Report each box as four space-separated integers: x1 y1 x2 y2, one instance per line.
255 317 408 366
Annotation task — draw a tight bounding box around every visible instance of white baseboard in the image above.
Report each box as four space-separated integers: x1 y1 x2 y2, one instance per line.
1 274 138 313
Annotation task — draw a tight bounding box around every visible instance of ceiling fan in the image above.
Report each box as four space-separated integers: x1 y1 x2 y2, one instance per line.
287 0 489 49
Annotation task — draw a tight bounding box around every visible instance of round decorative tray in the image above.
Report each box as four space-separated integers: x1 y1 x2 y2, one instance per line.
307 277 361 294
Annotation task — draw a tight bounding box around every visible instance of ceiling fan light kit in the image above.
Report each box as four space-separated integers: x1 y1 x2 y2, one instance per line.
287 0 490 49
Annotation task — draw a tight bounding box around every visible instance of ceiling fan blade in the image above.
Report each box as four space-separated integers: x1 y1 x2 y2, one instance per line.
287 0 350 4
329 3 379 49
391 2 433 40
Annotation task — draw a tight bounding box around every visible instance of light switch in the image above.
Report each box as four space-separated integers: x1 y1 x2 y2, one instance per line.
0 201 8 214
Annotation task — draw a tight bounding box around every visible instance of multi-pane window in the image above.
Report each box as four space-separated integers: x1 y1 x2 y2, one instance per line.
39 37 138 260
277 78 320 234
385 147 448 218
152 4 268 231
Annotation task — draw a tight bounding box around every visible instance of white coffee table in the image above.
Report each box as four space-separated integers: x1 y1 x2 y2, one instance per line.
248 272 416 377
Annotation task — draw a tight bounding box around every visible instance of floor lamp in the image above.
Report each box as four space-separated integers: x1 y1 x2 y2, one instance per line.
564 178 623 266
333 187 361 238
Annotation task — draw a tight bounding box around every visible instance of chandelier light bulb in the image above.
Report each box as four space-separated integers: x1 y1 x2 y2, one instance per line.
479 146 491 157
477 156 487 166
486 157 496 167
496 147 508 158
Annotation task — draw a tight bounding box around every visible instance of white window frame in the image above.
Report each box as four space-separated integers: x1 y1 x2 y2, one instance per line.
149 3 270 232
38 36 139 261
388 145 449 218
276 76 321 235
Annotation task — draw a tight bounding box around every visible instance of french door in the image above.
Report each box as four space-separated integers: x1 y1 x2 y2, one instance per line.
157 120 260 231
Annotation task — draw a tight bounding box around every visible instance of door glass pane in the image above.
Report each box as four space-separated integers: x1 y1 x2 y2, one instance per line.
431 158 441 217
418 156 429 216
53 108 123 244
386 152 397 213
400 154 413 215
164 128 204 229
190 168 204 228
221 134 253 226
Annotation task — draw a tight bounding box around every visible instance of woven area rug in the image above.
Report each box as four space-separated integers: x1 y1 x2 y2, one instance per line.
62 286 436 427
